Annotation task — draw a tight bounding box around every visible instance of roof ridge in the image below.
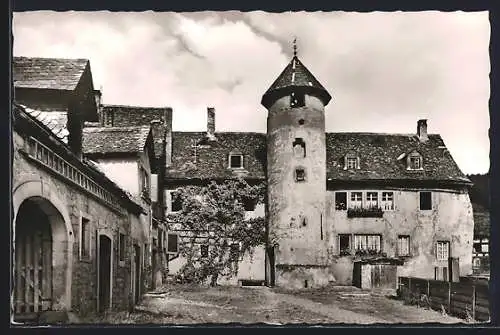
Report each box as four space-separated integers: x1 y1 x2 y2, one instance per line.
84 125 151 132
13 55 89 62
327 132 441 136
102 104 172 109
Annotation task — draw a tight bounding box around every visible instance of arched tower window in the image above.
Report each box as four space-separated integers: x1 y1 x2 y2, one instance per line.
293 138 306 158
290 91 305 108
294 167 306 182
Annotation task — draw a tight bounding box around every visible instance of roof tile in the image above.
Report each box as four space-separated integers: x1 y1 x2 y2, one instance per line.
82 126 151 155
13 56 88 91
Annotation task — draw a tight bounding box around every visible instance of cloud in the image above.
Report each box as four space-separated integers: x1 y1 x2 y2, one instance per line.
12 11 490 174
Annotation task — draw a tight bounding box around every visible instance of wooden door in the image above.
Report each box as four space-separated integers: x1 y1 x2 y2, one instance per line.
14 202 53 316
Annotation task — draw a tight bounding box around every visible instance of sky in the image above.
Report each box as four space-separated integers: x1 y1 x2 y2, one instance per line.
12 11 490 175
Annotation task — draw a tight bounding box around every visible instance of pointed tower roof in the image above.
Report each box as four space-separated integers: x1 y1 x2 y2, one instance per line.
261 54 332 109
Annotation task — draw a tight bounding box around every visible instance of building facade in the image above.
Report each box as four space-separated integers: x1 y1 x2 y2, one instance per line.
162 53 475 288
11 57 155 322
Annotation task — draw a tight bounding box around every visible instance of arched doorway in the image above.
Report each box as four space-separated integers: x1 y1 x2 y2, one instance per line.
14 198 59 316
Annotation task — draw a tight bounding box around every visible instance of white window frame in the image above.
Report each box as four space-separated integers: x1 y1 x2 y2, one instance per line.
381 191 395 211
397 235 410 256
365 191 379 209
346 157 357 169
79 212 92 261
354 234 382 252
349 192 363 209
407 152 423 170
229 153 244 169
436 241 450 261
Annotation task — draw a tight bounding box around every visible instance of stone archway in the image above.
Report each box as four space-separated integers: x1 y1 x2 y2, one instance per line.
12 179 74 315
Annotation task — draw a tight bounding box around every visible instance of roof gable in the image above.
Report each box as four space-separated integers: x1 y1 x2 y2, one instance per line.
13 56 89 91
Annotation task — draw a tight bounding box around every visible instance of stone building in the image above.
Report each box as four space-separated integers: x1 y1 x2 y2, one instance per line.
89 104 172 288
11 57 153 321
162 52 475 288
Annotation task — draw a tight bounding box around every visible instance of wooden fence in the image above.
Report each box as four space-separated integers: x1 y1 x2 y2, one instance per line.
397 276 490 322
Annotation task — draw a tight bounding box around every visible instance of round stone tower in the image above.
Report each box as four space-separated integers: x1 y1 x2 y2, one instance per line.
262 44 333 289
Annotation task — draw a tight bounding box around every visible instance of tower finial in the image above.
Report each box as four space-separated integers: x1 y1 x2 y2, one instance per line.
293 37 297 57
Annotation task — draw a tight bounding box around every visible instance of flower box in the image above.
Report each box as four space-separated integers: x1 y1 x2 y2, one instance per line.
347 207 384 218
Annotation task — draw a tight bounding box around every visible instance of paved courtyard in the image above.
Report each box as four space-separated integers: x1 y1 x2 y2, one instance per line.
81 284 465 325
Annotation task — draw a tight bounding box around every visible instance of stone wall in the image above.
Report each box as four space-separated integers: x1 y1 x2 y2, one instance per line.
12 130 142 316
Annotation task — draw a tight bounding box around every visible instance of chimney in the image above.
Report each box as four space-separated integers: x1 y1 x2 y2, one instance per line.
164 108 173 167
417 119 428 142
206 107 216 140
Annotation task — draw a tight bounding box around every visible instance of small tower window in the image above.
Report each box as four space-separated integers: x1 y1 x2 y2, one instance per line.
295 168 306 182
293 138 306 158
290 91 305 108
298 119 305 125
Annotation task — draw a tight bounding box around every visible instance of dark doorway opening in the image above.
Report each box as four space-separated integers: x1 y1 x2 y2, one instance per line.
98 235 111 313
134 244 141 304
267 246 276 287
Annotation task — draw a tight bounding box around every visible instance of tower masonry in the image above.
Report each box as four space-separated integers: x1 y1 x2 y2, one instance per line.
262 45 333 289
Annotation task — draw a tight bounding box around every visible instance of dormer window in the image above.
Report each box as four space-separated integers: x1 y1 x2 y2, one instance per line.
229 151 244 169
290 91 305 108
407 151 423 170
344 152 360 170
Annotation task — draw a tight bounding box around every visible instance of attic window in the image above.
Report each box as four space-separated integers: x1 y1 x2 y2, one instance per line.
229 152 244 169
344 152 360 170
293 138 306 158
290 92 305 108
407 152 423 170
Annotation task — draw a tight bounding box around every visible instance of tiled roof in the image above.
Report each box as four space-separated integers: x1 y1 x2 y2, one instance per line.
165 131 469 185
325 133 470 184
13 56 89 91
166 132 267 180
101 104 170 158
472 202 490 237
20 104 69 143
82 126 151 155
262 56 332 108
